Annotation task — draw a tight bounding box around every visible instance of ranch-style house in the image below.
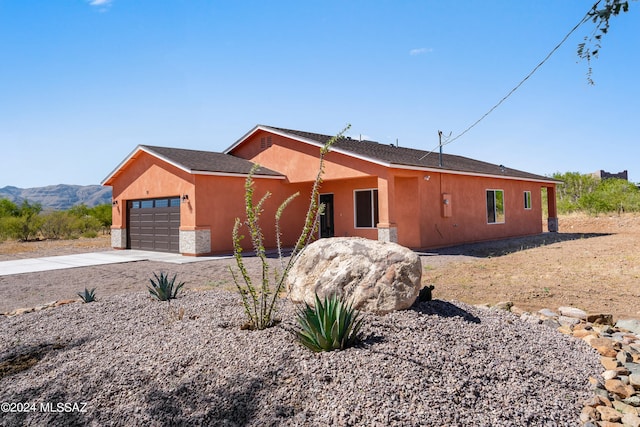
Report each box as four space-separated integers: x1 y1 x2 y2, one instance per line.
102 125 559 255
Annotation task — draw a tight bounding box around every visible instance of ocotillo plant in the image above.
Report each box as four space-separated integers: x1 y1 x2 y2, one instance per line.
230 124 351 330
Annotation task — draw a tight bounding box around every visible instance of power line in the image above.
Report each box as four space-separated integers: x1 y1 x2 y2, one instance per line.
420 3 597 161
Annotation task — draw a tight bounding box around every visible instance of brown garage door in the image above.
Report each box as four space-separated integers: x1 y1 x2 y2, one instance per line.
127 197 181 253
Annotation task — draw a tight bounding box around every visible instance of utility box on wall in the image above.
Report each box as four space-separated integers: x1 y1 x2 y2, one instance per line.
442 193 452 218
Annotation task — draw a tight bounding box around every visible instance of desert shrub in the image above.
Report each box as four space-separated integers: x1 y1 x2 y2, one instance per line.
0 199 19 217
230 125 350 330
0 215 42 241
148 272 184 301
16 200 43 240
551 172 640 214
0 199 109 240
70 212 102 236
295 293 363 352
88 203 112 233
553 172 599 213
0 217 12 241
38 210 102 239
39 211 75 239
579 178 640 214
77 288 97 303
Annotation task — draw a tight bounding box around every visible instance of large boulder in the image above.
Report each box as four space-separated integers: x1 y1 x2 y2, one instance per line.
286 237 422 314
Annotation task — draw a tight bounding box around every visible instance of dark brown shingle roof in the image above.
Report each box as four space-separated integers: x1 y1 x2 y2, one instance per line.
265 126 555 182
141 145 283 177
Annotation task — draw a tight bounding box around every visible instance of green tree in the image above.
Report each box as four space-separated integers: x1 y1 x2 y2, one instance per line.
65 203 109 237
39 211 75 239
0 198 19 217
578 0 635 84
552 171 599 213
0 199 110 241
18 200 42 217
68 203 91 218
74 214 102 237
0 198 20 241
580 178 640 213
88 203 112 233
8 200 44 241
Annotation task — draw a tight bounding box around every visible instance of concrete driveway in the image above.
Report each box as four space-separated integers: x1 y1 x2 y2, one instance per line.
0 250 230 276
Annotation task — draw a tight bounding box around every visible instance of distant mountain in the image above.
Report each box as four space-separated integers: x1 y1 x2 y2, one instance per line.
0 185 112 210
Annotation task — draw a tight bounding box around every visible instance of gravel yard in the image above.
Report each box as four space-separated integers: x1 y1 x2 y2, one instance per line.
1 212 638 425
0 290 600 426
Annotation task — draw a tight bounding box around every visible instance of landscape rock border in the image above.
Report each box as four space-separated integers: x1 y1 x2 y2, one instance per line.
478 302 640 426
1 299 78 316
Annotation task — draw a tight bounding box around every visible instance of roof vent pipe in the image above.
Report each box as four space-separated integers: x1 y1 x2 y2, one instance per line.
438 130 443 167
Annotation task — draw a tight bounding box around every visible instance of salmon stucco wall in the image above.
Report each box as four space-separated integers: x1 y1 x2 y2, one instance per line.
109 155 314 254
190 174 312 253
109 151 195 231
231 131 550 250
411 172 544 249
321 167 546 250
394 175 422 248
317 177 379 241
231 130 382 183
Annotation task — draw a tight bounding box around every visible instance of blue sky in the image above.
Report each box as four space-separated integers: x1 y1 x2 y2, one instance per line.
1 1 638 188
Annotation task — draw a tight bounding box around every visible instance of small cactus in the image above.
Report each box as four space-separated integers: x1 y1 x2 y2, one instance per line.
78 288 97 303
148 272 184 301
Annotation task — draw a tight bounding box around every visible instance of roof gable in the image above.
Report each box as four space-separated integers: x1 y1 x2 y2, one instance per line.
141 145 282 176
102 145 283 185
227 125 558 183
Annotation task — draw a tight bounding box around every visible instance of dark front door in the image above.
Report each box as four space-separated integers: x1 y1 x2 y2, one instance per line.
319 194 334 238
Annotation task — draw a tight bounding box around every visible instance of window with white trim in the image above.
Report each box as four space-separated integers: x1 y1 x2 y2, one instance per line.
524 191 532 210
354 189 379 228
486 189 505 224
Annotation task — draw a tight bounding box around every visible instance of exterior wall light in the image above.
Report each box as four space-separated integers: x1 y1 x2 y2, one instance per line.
182 194 189 202
112 200 118 206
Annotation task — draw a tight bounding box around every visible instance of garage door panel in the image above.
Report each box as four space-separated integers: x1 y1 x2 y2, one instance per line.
140 240 155 251
154 242 170 251
127 198 181 253
154 213 169 221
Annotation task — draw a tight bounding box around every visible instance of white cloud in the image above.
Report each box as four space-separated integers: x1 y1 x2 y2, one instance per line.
87 0 112 13
409 47 433 56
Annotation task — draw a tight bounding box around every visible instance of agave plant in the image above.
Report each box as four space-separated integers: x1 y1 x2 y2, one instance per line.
295 293 363 352
77 287 97 303
148 272 184 301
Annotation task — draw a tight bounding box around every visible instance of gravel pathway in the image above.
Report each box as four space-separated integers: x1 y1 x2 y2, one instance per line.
0 289 600 426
